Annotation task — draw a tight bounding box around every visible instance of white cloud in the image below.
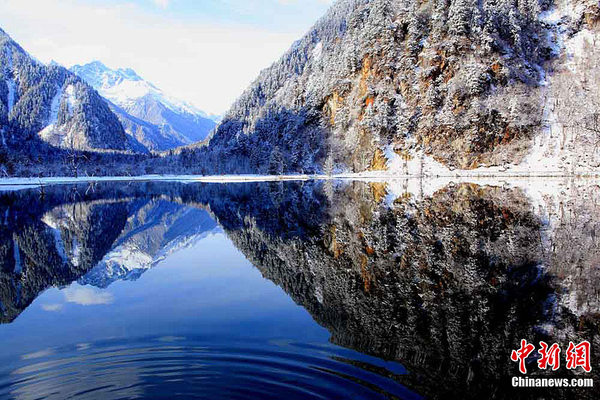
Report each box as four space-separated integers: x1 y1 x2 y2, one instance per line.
153 0 170 9
41 303 63 312
63 286 114 306
277 0 333 3
0 0 308 114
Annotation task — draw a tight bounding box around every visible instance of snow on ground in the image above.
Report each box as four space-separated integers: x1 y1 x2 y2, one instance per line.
64 84 77 113
515 10 600 175
312 42 323 61
552 0 588 23
362 144 575 179
565 29 596 70
38 86 65 142
4 47 16 115
6 78 15 115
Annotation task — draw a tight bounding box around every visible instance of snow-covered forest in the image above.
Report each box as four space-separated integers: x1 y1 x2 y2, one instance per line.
191 0 600 175
1 0 600 177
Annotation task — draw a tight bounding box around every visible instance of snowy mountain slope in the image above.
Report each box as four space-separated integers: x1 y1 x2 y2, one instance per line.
0 29 135 153
190 0 600 176
380 0 600 177
71 61 217 151
107 101 181 153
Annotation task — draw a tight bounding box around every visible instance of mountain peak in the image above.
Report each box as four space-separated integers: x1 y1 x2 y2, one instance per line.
70 60 217 150
116 67 143 81
71 61 146 87
89 60 107 68
72 60 108 72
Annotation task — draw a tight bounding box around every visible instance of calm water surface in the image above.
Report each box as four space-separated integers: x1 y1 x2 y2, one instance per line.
0 180 598 399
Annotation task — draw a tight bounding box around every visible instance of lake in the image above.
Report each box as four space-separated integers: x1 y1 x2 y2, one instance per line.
0 179 597 399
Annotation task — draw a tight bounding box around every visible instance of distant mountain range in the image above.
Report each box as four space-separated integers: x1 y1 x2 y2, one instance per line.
0 26 217 159
70 61 217 151
0 26 217 156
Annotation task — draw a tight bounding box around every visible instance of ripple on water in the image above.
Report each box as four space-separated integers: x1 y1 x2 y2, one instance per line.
0 337 420 400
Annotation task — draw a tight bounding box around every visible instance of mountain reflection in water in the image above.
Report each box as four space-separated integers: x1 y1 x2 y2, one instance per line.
0 180 598 399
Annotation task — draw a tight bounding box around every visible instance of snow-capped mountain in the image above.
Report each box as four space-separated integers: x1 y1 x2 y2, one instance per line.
0 29 135 153
70 61 217 151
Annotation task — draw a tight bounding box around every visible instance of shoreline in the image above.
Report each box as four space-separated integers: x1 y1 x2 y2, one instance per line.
0 171 598 189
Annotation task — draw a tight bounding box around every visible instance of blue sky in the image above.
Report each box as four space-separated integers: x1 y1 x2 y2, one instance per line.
87 0 333 30
0 0 333 114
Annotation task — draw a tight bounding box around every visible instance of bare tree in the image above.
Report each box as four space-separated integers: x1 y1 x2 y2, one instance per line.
64 134 87 178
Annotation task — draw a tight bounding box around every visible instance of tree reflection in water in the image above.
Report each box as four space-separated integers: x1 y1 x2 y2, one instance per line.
0 180 597 399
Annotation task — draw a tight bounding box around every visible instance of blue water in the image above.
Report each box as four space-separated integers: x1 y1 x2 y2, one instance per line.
0 185 418 400
0 180 597 399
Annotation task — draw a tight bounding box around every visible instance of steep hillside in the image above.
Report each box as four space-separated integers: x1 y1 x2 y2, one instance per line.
0 29 135 153
71 61 217 151
196 0 600 175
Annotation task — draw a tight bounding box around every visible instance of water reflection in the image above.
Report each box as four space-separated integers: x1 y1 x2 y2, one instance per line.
0 180 598 399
